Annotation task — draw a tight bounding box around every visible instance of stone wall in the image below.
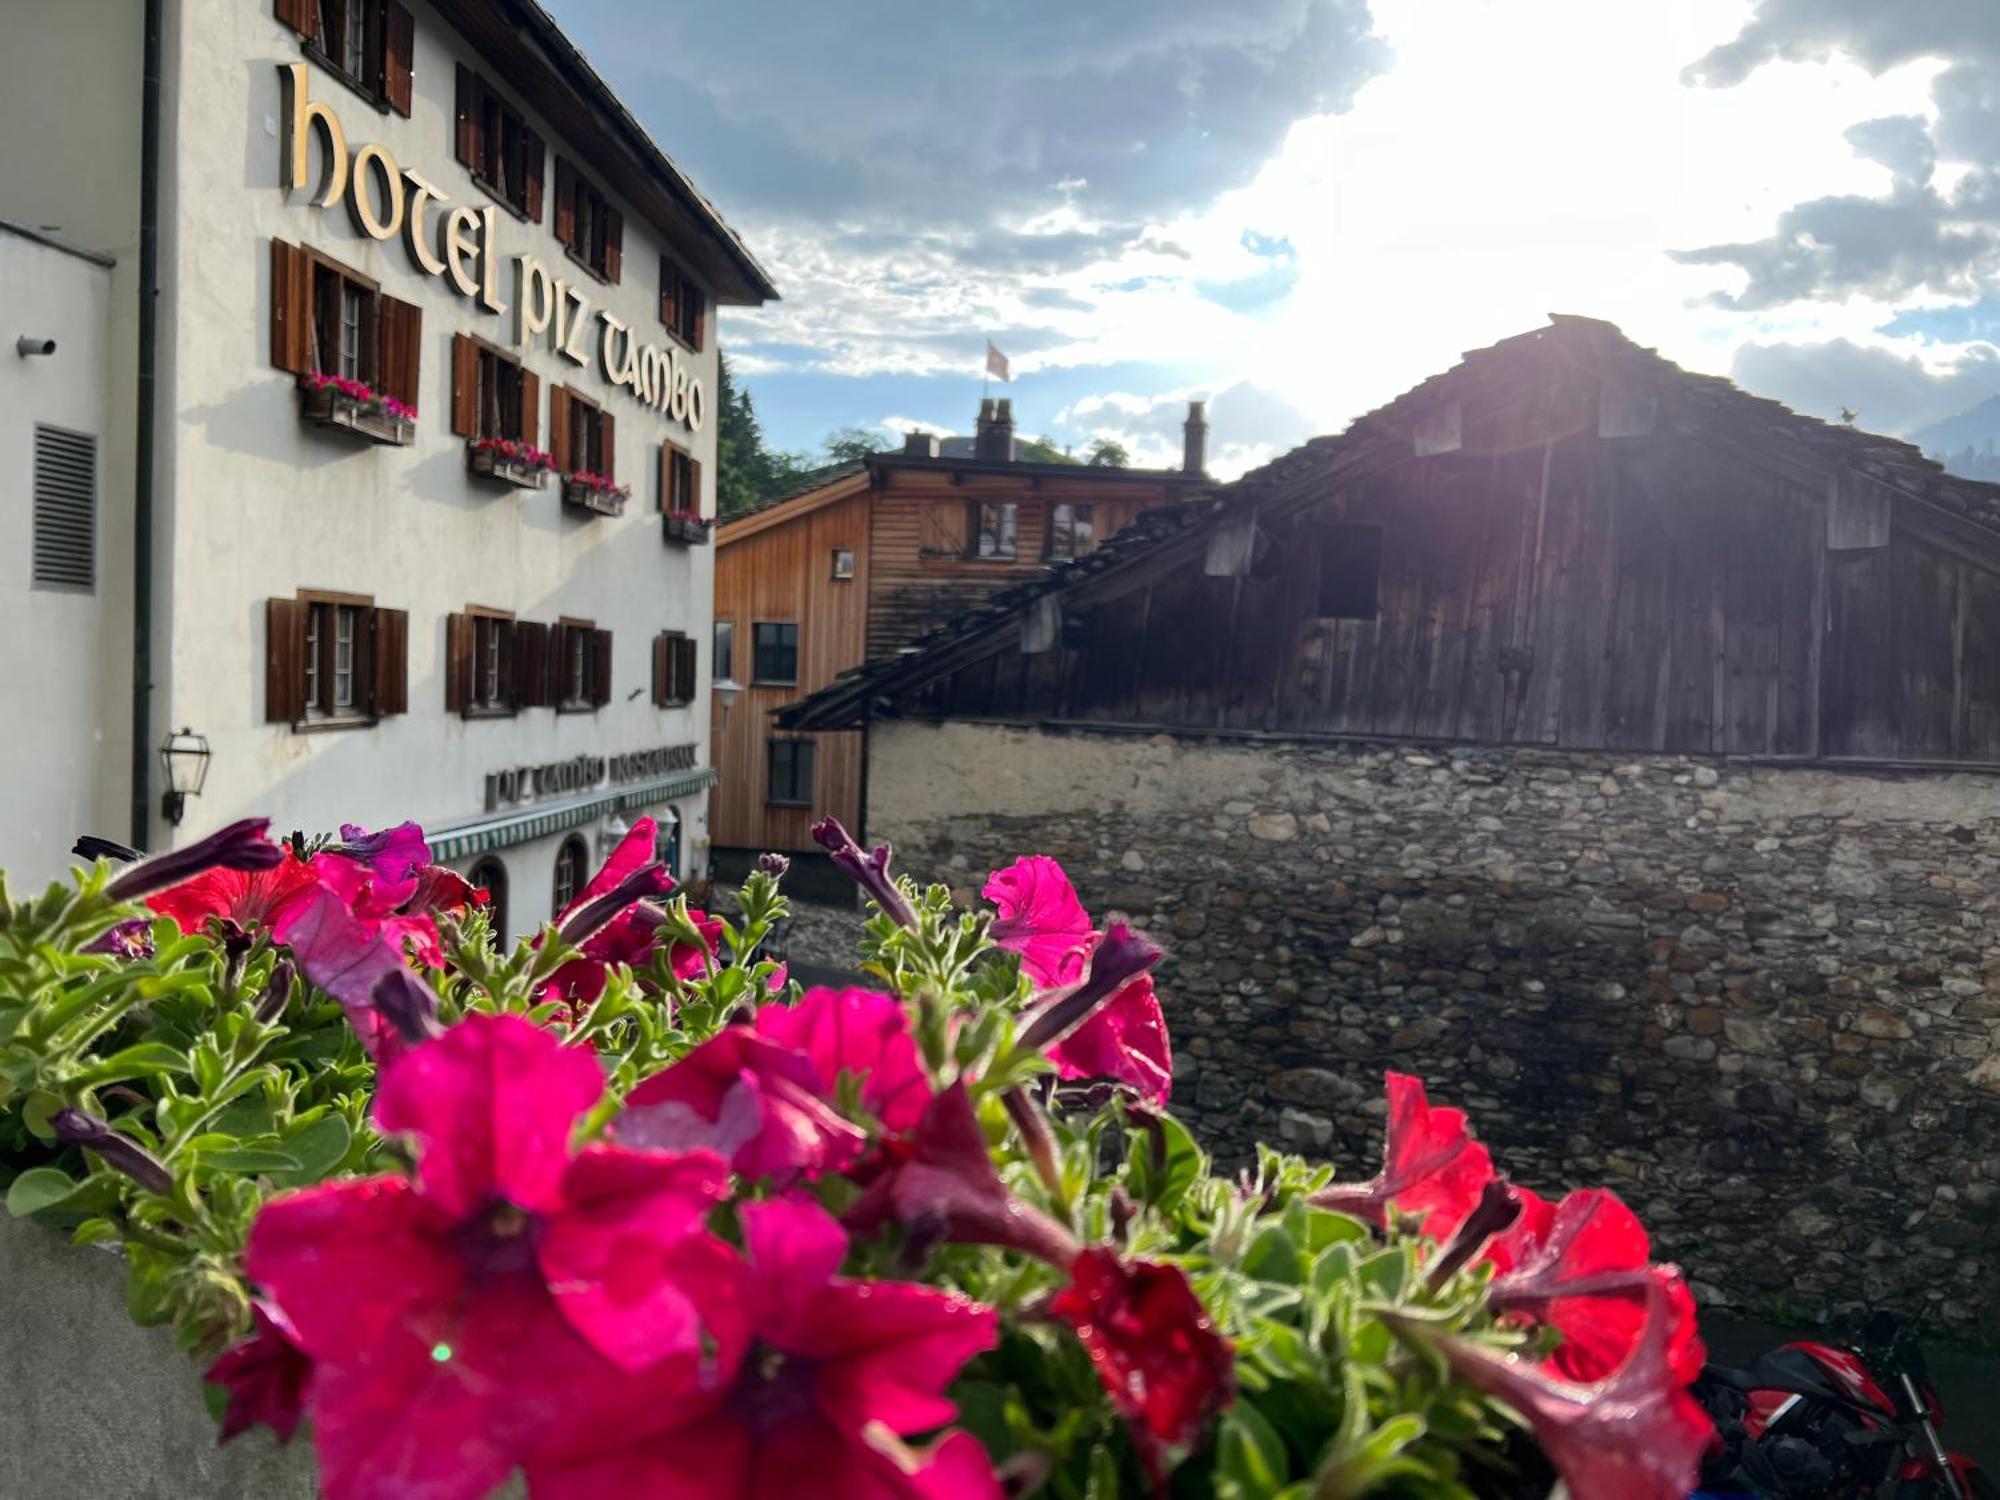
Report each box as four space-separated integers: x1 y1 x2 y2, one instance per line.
869 720 2000 1336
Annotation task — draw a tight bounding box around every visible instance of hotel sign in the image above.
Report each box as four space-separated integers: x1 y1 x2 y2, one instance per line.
281 65 706 431
484 743 701 812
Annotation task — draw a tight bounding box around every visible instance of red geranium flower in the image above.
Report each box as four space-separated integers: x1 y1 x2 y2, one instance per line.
205 1300 312 1445
985 855 1095 987
1386 1278 1712 1500
1309 1072 1495 1241
1050 1247 1236 1486
245 1014 736 1500
527 1197 1004 1500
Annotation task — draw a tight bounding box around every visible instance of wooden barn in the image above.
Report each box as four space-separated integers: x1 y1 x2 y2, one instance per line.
789 315 2000 765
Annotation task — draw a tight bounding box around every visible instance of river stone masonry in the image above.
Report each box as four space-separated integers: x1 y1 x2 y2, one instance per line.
867 720 2000 1337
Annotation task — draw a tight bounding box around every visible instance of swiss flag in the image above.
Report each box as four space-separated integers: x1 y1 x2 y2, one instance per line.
985 340 1011 383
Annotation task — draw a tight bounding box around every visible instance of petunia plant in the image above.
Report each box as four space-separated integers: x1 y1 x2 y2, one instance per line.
0 814 1713 1499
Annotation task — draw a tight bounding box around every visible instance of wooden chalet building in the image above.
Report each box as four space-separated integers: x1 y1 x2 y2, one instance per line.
710 398 1211 868
784 316 2000 1332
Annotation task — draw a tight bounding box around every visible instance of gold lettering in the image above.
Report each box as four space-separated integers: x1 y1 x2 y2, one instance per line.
281 63 346 207
348 142 405 241
444 206 482 298
403 170 448 275
670 358 690 423
687 378 706 432
479 206 507 314
600 312 629 384
560 283 591 365
517 256 554 351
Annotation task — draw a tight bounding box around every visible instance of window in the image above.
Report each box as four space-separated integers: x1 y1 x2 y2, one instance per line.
970 501 1018 560
661 441 700 514
469 858 508 946
766 739 816 808
554 618 611 710
549 387 612 478
652 631 699 707
555 159 622 282
713 620 734 682
450 335 540 445
453 67 546 220
1046 504 1095 562
278 0 413 115
266 590 409 727
1318 525 1383 620
659 258 705 349
753 623 799 685
831 548 856 581
271 241 422 412
31 425 96 591
552 837 588 916
445 611 550 715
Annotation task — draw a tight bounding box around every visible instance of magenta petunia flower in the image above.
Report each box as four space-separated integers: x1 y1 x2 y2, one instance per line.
271 883 437 1058
205 1300 312 1445
245 1014 736 1500
1042 971 1173 1105
984 855 1095 987
754 987 932 1134
526 1197 1003 1500
540 817 723 1005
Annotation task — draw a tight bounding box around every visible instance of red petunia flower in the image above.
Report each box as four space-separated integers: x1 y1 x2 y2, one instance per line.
146 854 319 933
1043 971 1173 1105
1490 1189 1704 1384
1049 1247 1236 1485
205 1299 312 1445
245 1014 736 1500
1481 1184 1557 1276
526 1197 1004 1500
985 855 1095 987
1309 1072 1495 1242
1386 1278 1713 1500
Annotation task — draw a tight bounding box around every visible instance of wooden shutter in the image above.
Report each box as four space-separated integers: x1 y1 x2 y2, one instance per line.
674 635 698 703
598 409 615 479
520 369 541 448
275 0 313 35
688 457 703 518
549 386 572 471
382 2 414 116
651 633 671 707
266 597 308 722
454 65 482 168
553 159 576 249
603 207 623 283
270 239 313 374
688 284 705 351
370 607 409 716
522 129 546 223
378 295 422 410
658 444 672 512
590 629 613 707
546 621 570 702
450 334 478 437
659 256 674 328
443 612 471 713
513 620 549 708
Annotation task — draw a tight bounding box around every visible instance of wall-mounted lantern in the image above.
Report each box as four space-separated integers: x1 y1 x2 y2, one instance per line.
158 727 211 826
712 677 742 728
599 813 631 858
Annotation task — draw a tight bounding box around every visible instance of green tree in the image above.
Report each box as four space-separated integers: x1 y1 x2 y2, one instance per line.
821 425 892 465
1014 435 1076 464
1084 438 1131 468
715 352 814 515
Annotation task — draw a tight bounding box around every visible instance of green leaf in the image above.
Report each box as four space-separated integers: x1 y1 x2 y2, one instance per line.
6 1166 80 1217
1242 1226 1303 1285
21 1090 63 1142
200 1146 303 1174
272 1114 351 1185
73 1042 194 1087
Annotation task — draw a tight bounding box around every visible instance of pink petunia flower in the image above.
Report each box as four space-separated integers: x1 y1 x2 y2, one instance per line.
205 1300 312 1445
754 987 932 1135
984 855 1095 987
526 1197 1003 1500
541 817 719 1005
245 1014 736 1500
1308 1072 1495 1242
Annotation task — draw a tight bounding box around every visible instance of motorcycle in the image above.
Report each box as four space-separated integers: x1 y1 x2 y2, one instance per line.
1692 1313 1993 1499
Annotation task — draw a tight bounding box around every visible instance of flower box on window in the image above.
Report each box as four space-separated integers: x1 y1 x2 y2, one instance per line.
467 437 553 490
298 374 416 447
561 470 630 517
662 511 713 546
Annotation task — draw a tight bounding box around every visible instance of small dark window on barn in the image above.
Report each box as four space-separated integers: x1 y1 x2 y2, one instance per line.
32 425 96 590
753 622 799 685
1045 503 1094 562
713 619 735 681
970 502 1018 560
766 738 816 808
1318 525 1382 620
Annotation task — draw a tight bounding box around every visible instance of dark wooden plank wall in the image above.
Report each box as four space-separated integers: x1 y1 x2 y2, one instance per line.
931 431 2000 764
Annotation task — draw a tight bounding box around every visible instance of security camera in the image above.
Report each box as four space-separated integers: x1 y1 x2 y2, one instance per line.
16 337 56 357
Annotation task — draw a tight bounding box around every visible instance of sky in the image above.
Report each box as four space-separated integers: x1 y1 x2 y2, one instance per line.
544 0 2000 477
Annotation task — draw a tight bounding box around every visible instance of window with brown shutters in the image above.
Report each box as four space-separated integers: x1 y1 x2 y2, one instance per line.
453 67 546 221
658 258 705 349
513 620 551 708
660 440 699 515
551 619 610 711
279 0 413 116
556 160 620 282
445 606 517 716
450 334 536 443
652 631 698 707
271 240 420 408
264 589 407 729
558 388 610 477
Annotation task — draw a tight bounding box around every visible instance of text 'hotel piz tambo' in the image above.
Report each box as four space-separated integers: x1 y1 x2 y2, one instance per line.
1 0 776 935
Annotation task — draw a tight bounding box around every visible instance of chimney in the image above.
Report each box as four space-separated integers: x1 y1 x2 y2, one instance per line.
901 431 939 458
1183 400 1209 477
975 397 1015 462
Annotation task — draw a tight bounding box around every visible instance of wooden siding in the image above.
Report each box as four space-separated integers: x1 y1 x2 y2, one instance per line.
711 489 872 852
920 431 2000 763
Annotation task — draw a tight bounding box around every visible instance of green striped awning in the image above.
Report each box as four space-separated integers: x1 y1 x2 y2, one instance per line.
426 768 718 862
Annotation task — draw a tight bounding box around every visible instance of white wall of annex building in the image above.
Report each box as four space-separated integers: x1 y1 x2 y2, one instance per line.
157 0 719 870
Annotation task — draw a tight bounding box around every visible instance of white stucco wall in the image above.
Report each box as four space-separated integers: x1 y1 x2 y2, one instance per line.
0 231 118 882
151 0 722 898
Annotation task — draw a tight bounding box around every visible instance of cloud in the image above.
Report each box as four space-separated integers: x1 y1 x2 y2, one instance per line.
1683 1 2000 88
1729 335 2000 435
1055 379 1316 478
1843 115 1935 184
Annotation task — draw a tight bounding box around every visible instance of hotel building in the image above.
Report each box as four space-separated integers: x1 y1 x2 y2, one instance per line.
0 0 775 937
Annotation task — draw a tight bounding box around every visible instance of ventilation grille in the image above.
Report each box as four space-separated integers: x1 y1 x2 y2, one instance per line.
32 425 96 590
